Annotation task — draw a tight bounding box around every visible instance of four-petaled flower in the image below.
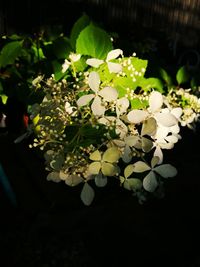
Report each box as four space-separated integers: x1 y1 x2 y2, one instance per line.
88 147 121 176
86 49 123 73
77 71 118 116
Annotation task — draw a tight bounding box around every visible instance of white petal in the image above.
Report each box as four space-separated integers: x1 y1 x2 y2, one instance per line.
153 146 163 164
151 156 160 168
95 173 107 187
91 96 106 116
125 135 140 147
154 125 169 141
155 113 177 127
143 171 158 192
170 124 180 134
106 49 123 61
133 161 151 173
154 164 177 178
122 145 132 163
90 150 101 161
77 94 94 106
127 110 148 124
115 119 128 139
98 87 118 101
103 147 120 163
80 183 95 206
86 58 104 68
141 117 157 136
88 71 100 93
165 134 178 143
171 107 182 119
116 97 129 116
47 172 61 183
149 91 163 112
107 62 122 73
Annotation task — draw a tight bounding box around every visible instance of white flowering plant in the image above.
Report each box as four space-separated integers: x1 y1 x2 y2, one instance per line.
29 17 200 205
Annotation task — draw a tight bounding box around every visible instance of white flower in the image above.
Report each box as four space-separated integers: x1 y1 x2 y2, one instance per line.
69 53 81 62
86 49 123 73
77 71 118 116
62 53 81 73
132 156 177 192
62 59 71 73
127 91 178 128
88 147 120 176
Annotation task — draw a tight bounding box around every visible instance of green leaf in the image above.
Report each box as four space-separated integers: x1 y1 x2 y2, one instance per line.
114 76 135 97
70 14 90 49
52 37 71 59
159 68 173 86
176 66 190 85
76 24 113 59
0 40 23 67
139 77 164 92
80 183 95 206
73 56 87 72
130 57 148 74
52 60 65 81
130 98 148 109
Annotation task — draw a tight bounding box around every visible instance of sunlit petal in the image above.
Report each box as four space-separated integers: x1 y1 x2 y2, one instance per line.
171 107 182 119
125 135 140 147
103 147 120 163
151 156 160 168
127 110 148 124
116 97 129 117
77 94 94 106
88 71 100 93
133 161 151 172
149 91 163 112
107 62 122 73
91 96 106 116
90 150 101 161
106 49 123 61
153 146 163 164
88 162 101 175
102 162 117 176
99 86 118 101
155 113 177 127
86 58 104 68
64 175 83 186
165 134 178 143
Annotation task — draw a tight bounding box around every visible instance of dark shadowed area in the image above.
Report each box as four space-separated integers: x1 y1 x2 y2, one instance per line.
1 1 200 266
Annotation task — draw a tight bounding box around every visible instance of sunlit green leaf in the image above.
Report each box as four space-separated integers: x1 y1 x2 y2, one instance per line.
176 66 190 85
70 14 90 49
76 24 113 59
139 77 164 93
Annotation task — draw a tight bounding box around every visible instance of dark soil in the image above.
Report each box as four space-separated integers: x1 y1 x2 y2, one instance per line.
1 126 200 267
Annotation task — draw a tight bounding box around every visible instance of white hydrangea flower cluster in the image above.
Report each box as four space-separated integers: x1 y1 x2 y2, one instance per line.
30 49 200 205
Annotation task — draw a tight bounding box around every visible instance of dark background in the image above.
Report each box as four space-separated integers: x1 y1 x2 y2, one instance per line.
1 1 200 266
